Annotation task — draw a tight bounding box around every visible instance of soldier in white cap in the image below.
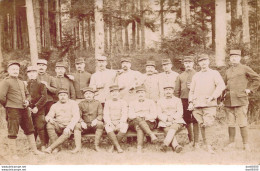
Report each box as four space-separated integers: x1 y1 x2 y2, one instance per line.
157 85 185 153
89 55 117 107
223 50 260 151
37 59 57 115
158 58 179 98
103 85 128 153
116 57 143 103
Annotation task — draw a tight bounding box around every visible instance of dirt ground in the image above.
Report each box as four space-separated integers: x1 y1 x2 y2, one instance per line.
0 107 260 165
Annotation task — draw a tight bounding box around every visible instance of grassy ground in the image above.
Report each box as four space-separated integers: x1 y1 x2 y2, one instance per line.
0 108 260 165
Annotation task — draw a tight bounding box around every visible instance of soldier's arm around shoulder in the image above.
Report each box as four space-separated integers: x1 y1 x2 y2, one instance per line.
212 70 226 99
0 79 10 107
244 65 260 93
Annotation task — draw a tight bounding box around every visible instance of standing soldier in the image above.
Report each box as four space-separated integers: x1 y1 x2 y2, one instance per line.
89 56 117 107
0 61 44 159
72 87 104 153
54 62 76 101
27 66 48 151
188 54 225 154
128 85 158 153
103 85 128 153
67 58 91 103
223 50 260 151
141 61 160 102
174 56 198 146
158 58 179 98
44 89 80 154
157 85 185 153
37 59 57 115
117 57 143 103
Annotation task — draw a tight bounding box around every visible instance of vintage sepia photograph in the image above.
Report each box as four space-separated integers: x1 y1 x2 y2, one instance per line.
0 0 260 167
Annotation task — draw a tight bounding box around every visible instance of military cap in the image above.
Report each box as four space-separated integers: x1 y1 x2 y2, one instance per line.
230 50 241 56
161 58 172 65
120 57 131 63
135 85 146 92
55 62 66 68
198 54 209 62
75 58 85 64
37 59 47 65
7 60 20 68
163 84 174 89
96 55 107 61
58 88 69 94
109 85 120 92
145 61 156 66
183 56 194 62
27 66 38 72
81 87 95 93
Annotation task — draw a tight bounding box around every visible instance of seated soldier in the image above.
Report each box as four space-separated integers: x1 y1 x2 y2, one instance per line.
103 85 128 153
72 87 104 153
128 85 158 153
44 88 80 154
157 85 185 153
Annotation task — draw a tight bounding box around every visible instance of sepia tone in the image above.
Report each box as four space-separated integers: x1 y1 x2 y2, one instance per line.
0 0 260 166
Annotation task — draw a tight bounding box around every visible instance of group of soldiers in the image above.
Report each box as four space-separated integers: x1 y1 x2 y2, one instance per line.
0 49 260 159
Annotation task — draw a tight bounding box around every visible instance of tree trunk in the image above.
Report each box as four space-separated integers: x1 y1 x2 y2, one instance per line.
242 0 250 48
94 0 104 58
13 0 17 50
55 0 61 46
181 0 186 24
124 0 129 51
185 0 191 24
131 0 136 50
44 0 51 49
231 0 238 32
257 0 260 56
117 0 123 52
109 15 113 53
211 0 215 50
160 0 164 36
201 2 206 49
215 0 227 67
136 0 140 49
33 0 41 53
0 15 3 72
25 0 39 65
140 0 145 49
88 16 92 50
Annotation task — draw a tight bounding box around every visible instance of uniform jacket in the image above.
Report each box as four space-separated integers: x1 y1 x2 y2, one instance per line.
0 76 30 109
27 80 47 111
71 71 91 99
174 69 196 99
54 76 76 101
116 69 143 103
140 73 160 101
224 64 260 107
128 98 157 122
158 71 179 98
78 99 103 124
103 99 128 125
37 72 57 102
157 96 185 127
46 99 80 130
89 69 117 103
189 69 225 107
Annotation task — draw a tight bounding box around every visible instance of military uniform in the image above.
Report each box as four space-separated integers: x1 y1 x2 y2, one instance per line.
128 86 158 151
27 66 48 148
223 50 260 149
174 56 198 143
73 87 104 152
157 90 185 152
103 85 128 153
158 59 179 98
45 89 80 153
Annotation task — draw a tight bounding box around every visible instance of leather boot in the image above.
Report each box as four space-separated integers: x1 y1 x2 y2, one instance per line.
44 134 69 154
38 129 48 148
107 132 123 153
26 134 45 155
117 132 126 143
171 137 182 153
46 124 58 145
193 122 199 147
163 129 176 146
186 123 193 142
8 139 19 160
139 120 157 143
136 126 144 150
94 129 103 152
71 130 82 154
